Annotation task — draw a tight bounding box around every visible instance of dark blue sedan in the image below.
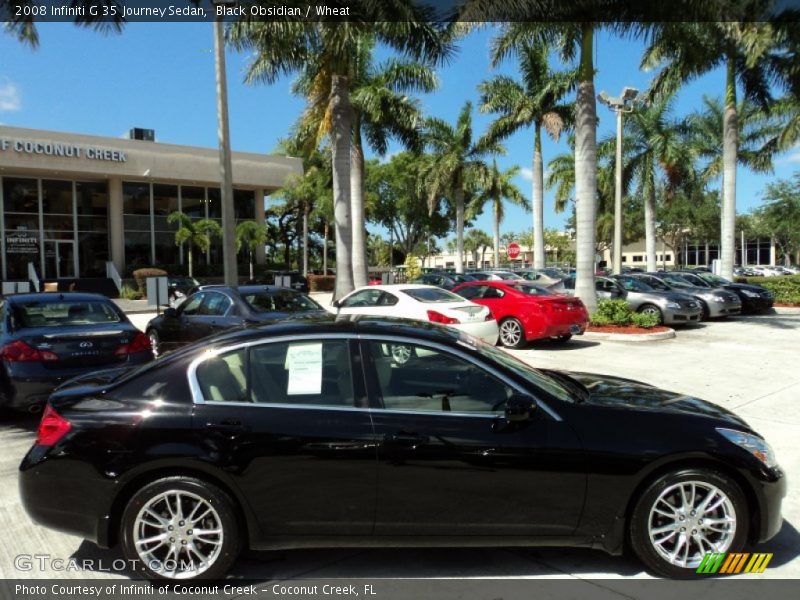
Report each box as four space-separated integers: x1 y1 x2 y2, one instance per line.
0 292 152 412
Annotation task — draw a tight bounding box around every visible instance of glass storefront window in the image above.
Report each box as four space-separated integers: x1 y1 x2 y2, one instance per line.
207 188 221 219
42 180 73 214
78 232 110 277
76 181 108 217
153 184 179 231
154 231 179 265
181 186 205 219
234 189 256 220
123 182 151 232
125 231 152 270
2 178 38 213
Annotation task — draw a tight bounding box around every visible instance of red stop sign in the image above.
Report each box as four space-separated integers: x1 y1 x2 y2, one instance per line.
507 242 521 259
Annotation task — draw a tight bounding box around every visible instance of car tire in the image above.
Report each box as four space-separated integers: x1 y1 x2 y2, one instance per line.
638 304 663 324
699 301 710 320
146 329 160 359
498 318 526 349
629 468 748 579
120 476 242 581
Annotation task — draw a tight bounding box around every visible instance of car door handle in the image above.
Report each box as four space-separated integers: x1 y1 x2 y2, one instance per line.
206 419 246 432
385 432 429 446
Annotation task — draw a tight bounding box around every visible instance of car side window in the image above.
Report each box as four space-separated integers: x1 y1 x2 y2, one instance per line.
341 289 382 308
367 341 513 414
481 286 505 299
180 293 205 316
248 340 354 407
195 348 248 402
377 292 399 307
202 293 233 316
456 286 480 299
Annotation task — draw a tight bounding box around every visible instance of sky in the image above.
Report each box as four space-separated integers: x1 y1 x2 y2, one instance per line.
1 22 798 241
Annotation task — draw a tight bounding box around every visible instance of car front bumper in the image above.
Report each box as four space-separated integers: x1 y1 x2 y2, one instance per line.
752 465 787 543
456 320 500 345
662 307 703 325
705 299 743 318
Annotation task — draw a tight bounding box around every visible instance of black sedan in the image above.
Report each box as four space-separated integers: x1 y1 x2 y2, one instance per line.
145 285 325 357
410 272 477 290
0 292 151 412
674 271 774 313
20 317 784 580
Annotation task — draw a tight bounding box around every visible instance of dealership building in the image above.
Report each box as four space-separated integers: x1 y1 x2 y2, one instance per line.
0 125 302 285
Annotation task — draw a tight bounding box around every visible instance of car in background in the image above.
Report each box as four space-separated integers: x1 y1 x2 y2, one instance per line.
452 280 588 348
0 293 152 412
512 268 563 286
411 272 477 290
549 276 628 301
20 316 784 580
675 271 774 314
628 273 741 319
146 286 325 357
248 270 310 293
611 275 703 325
167 276 201 307
331 284 498 345
469 270 520 281
749 266 784 277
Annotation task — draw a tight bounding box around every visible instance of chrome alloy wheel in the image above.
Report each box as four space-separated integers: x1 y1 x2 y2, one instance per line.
133 490 223 579
499 319 523 347
648 481 736 569
390 344 413 365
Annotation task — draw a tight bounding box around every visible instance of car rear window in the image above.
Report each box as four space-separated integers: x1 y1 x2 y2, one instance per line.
243 291 322 313
512 284 554 296
12 300 122 328
402 288 463 303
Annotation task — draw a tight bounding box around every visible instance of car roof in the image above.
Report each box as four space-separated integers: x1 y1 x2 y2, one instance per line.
4 292 111 303
352 284 437 292
196 285 297 294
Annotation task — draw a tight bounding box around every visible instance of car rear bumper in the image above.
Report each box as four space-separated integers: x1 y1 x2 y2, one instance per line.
455 320 500 345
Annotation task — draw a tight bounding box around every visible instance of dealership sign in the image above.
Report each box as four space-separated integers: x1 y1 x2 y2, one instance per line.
0 138 126 162
5 230 39 255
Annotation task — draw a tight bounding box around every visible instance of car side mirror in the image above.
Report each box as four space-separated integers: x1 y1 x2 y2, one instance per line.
163 307 178 319
505 393 536 422
331 299 341 308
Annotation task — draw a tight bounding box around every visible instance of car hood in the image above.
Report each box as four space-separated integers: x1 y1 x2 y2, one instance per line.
550 370 750 429
722 283 770 294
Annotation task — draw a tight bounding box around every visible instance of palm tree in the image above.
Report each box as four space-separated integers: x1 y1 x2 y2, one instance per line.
2 0 122 47
228 7 451 299
293 37 439 288
642 20 784 280
479 41 574 269
468 162 528 268
420 102 502 274
167 212 223 278
235 221 268 282
464 229 494 269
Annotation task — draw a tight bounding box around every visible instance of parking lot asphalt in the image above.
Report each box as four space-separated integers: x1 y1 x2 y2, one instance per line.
0 312 797 581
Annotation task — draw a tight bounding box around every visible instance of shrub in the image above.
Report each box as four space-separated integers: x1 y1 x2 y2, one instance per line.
132 268 168 295
741 274 800 304
590 299 659 329
308 274 335 292
120 284 143 300
404 254 422 281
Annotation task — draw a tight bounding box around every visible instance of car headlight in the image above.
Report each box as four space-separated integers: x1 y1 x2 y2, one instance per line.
741 290 760 298
712 294 728 302
717 428 778 468
666 302 680 309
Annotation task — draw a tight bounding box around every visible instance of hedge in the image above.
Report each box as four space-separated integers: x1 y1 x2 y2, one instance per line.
308 275 335 292
131 268 168 296
738 274 800 305
590 299 660 329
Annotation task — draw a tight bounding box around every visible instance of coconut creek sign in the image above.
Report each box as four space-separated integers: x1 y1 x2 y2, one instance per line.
0 138 127 162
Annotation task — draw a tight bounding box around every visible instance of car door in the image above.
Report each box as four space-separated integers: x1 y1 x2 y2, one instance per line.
159 292 205 349
191 336 378 536
464 285 509 321
360 337 585 537
337 289 399 318
197 291 240 337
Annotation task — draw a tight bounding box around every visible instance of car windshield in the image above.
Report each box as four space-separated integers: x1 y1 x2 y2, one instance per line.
494 272 519 280
473 343 576 404
698 273 730 285
617 278 652 292
243 291 322 313
12 300 122 329
402 287 463 303
171 278 196 287
542 268 568 279
678 273 710 287
512 283 554 296
660 275 694 288
452 274 475 283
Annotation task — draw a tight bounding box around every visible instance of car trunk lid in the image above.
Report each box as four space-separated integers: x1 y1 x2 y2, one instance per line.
21 326 133 369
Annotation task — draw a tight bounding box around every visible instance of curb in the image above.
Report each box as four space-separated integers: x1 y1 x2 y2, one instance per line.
582 328 676 342
773 306 800 315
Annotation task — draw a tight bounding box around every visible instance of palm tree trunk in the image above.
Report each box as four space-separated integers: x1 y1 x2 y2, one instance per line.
573 25 599 313
533 121 546 269
323 221 329 274
331 73 355 299
645 184 657 271
455 182 465 274
350 123 368 288
493 200 501 268
188 246 193 278
249 251 254 281
302 201 309 277
721 55 738 281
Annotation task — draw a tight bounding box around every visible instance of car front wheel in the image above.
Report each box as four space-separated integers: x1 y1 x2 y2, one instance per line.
499 318 526 349
638 304 663 324
629 468 748 578
120 476 241 581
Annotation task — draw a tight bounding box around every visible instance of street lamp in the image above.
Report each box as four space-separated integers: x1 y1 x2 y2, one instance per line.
597 86 643 275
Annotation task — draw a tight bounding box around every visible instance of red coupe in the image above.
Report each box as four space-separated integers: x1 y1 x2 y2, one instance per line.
452 280 589 348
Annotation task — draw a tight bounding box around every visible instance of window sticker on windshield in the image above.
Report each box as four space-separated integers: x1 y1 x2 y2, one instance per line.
285 343 323 395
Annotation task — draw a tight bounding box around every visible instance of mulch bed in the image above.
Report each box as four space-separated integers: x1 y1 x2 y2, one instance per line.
774 303 800 307
587 325 672 334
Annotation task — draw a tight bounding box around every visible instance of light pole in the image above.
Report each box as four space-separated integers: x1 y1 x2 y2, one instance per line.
597 87 643 275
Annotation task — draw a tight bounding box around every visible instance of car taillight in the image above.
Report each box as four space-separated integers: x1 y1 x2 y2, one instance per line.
36 405 72 447
115 332 152 357
484 310 494 321
0 340 58 362
427 310 460 325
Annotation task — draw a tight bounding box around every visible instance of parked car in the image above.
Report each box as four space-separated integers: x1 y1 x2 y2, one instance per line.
549 276 627 301
749 266 783 277
452 280 588 348
248 271 309 293
611 276 703 324
146 286 325 357
331 284 498 345
629 273 742 319
20 317 785 580
0 293 152 412
469 270 520 281
674 271 774 314
512 268 563 286
411 272 477 290
167 276 201 307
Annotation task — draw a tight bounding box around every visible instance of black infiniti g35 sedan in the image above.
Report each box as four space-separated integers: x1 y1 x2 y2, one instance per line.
1 293 152 412
19 317 784 580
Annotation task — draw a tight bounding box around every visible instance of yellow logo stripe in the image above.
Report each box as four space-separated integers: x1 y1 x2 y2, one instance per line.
744 553 773 573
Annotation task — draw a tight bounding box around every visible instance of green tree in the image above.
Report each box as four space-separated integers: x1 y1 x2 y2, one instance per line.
167 212 222 278
658 187 720 268
479 39 574 269
464 229 493 268
228 6 450 299
420 101 502 274
758 174 800 265
2 0 122 46
235 221 268 281
468 162 528 268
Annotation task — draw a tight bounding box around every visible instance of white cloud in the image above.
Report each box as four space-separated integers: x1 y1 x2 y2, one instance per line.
0 80 21 112
777 148 800 164
520 167 534 181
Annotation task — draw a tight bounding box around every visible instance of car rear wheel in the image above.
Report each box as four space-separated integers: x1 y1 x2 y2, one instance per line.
120 476 241 581
147 329 160 358
499 318 526 349
629 468 748 578
638 304 663 324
